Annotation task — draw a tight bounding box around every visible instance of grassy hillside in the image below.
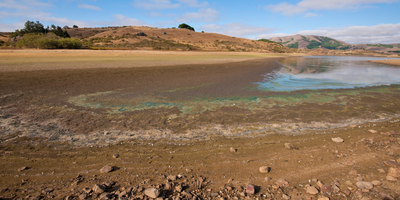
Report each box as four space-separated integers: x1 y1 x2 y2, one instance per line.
269 34 350 50
58 26 289 53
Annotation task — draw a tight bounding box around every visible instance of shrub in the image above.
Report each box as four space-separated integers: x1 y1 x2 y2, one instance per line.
178 23 195 31
16 33 82 49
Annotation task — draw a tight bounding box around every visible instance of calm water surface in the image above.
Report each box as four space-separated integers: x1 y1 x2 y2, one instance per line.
258 56 400 91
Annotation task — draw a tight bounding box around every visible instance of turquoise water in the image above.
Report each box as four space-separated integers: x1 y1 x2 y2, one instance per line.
258 56 400 91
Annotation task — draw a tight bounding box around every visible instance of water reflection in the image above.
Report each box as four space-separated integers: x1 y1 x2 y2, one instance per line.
258 56 400 91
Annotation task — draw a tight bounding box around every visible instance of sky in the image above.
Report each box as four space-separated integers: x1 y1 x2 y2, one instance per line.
0 0 399 44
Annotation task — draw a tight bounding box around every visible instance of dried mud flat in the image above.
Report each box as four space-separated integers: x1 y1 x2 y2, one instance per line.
1 50 400 200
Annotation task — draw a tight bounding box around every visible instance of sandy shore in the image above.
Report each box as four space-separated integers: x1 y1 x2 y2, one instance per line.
370 59 400 66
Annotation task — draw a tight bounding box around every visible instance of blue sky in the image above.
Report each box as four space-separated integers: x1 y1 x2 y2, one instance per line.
1 0 399 44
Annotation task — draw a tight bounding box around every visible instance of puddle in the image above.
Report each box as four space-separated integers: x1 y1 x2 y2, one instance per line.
258 56 400 91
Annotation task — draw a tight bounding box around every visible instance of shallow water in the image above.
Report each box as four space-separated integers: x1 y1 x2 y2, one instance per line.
258 56 400 91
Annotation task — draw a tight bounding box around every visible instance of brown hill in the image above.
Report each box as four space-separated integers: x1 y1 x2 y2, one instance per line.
65 26 290 52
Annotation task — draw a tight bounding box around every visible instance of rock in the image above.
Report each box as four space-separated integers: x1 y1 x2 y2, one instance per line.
368 129 377 133
264 177 271 182
144 188 160 198
356 181 373 190
246 184 255 194
320 185 332 193
386 175 398 181
306 186 319 195
371 180 382 186
167 175 177 181
230 147 237 152
165 182 173 190
318 197 329 200
99 193 113 200
259 166 271 173
380 193 394 200
284 143 298 150
345 180 353 185
332 185 340 193
388 167 400 178
317 180 324 187
83 187 92 194
93 184 105 193
100 165 113 173
332 137 344 143
331 180 340 186
282 194 291 199
275 179 289 187
79 193 87 199
175 185 183 192
345 160 355 166
119 197 129 200
341 188 351 196
384 161 400 168
378 169 385 173
113 154 119 158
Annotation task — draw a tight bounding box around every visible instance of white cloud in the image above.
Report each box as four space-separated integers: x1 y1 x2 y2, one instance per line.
304 12 319 17
176 0 208 7
176 8 219 22
201 23 275 37
133 0 180 10
266 0 398 16
108 14 151 27
78 4 102 11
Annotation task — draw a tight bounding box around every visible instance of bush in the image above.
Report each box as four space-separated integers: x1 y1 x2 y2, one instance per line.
16 33 82 49
178 23 195 31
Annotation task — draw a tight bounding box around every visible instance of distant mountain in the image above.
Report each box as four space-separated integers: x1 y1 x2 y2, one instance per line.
269 34 351 50
269 34 400 54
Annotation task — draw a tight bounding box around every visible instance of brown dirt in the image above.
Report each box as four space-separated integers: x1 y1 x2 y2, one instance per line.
1 50 400 199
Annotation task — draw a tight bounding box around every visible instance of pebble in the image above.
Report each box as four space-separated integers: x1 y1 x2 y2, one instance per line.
306 186 319 195
144 188 160 198
341 188 351 196
18 166 29 172
113 154 119 158
371 180 382 186
275 179 289 187
167 175 177 181
100 165 113 173
284 143 298 150
264 177 271 182
93 184 105 194
246 184 255 194
388 167 400 178
331 137 344 143
282 194 291 199
384 161 400 168
230 147 237 152
386 175 397 181
368 129 377 133
356 181 373 190
320 185 332 193
259 166 271 173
